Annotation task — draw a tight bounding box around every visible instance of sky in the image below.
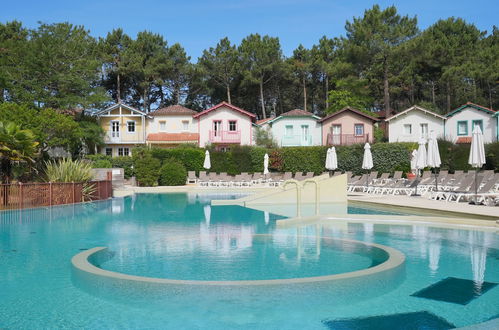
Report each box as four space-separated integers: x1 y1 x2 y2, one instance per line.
1 0 497 59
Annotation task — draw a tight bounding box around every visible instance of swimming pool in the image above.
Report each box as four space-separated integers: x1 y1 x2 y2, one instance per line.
1 193 498 329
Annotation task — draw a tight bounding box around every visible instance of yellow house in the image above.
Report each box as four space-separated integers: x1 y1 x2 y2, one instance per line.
95 103 150 157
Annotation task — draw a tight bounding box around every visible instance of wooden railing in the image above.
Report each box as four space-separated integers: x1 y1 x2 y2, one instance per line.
209 130 241 144
0 180 112 210
327 133 370 146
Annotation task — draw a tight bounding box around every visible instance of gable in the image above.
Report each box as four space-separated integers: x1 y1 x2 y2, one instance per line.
446 103 496 118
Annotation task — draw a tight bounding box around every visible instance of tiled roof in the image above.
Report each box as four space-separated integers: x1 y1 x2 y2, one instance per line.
146 132 199 143
319 107 379 123
280 109 315 117
256 117 275 125
193 102 256 119
149 105 197 116
456 137 472 144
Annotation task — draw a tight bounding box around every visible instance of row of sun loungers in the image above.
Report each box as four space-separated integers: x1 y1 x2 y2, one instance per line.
188 171 319 187
346 170 499 206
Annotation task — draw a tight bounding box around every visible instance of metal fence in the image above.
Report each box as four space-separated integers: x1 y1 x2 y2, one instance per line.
0 180 112 210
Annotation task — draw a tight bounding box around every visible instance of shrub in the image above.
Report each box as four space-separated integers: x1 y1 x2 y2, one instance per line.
249 146 268 172
133 148 160 186
149 146 204 172
280 146 328 174
111 156 134 178
91 159 112 168
159 159 187 186
44 158 95 200
485 142 499 170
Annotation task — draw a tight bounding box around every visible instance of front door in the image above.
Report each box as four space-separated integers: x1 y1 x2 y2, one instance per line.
213 121 221 136
111 121 120 142
301 125 309 145
331 125 341 145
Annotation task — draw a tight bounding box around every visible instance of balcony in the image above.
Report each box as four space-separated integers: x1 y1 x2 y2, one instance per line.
281 134 313 147
104 131 144 144
327 133 369 146
209 130 241 144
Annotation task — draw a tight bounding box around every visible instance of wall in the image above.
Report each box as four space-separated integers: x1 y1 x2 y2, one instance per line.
322 111 375 144
388 110 445 142
270 117 322 146
146 115 198 134
198 106 253 147
445 107 497 143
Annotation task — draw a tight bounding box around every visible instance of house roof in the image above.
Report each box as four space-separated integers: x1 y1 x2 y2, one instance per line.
146 132 199 143
192 102 256 119
446 102 496 117
149 104 197 116
256 117 275 125
385 105 446 121
265 109 321 125
95 103 150 117
319 107 379 123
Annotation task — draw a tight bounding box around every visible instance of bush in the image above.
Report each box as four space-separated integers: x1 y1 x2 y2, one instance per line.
133 148 160 186
111 156 134 178
149 146 204 172
159 159 187 186
485 142 499 170
91 159 112 168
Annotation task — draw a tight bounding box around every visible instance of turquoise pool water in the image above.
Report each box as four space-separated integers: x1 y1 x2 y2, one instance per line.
1 193 498 329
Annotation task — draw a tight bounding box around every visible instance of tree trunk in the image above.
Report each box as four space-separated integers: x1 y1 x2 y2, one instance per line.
487 81 492 109
446 80 451 112
383 59 391 115
431 81 436 105
143 88 148 112
325 74 329 110
259 79 266 119
0 158 11 184
226 85 231 104
303 76 307 111
116 73 121 102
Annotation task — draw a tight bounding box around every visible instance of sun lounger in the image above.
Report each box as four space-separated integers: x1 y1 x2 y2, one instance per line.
187 171 197 184
198 171 209 186
430 175 475 201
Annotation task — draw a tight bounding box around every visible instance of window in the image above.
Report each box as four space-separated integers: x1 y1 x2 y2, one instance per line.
472 120 483 132
182 120 189 131
301 125 309 136
105 148 113 156
159 121 166 131
457 121 468 135
111 121 120 137
331 125 341 135
213 121 221 136
127 121 135 133
403 124 412 135
285 125 293 136
219 146 230 152
420 123 428 137
354 124 364 136
228 120 237 132
118 148 130 156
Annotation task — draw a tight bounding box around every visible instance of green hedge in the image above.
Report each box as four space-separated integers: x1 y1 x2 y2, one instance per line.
159 159 187 186
126 141 497 186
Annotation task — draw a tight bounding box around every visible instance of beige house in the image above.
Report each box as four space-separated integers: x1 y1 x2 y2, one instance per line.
146 105 199 147
95 103 150 157
320 107 378 145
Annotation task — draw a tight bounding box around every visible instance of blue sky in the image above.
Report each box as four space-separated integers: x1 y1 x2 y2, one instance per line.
1 0 497 59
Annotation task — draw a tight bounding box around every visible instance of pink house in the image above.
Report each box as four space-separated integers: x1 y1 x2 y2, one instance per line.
193 102 256 149
320 107 378 145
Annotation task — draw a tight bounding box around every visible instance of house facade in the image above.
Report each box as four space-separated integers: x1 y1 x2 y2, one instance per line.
146 105 199 147
95 103 149 157
193 102 256 149
445 103 498 144
320 107 378 146
259 109 322 147
385 106 446 142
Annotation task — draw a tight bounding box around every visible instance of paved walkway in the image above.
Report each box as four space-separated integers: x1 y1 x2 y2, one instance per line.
348 193 499 220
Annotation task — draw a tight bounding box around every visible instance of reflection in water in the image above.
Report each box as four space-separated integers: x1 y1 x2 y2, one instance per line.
469 231 487 291
203 205 211 226
428 236 441 275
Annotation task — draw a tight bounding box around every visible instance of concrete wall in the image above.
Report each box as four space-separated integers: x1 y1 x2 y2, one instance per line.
445 106 497 143
270 117 322 146
198 106 253 147
146 115 198 134
322 112 374 144
388 110 445 142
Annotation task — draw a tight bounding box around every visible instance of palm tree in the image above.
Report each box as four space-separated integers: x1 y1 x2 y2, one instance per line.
0 121 39 183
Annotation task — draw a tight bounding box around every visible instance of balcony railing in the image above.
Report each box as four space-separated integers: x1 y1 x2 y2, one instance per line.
209 130 241 144
281 134 313 147
104 132 144 144
327 133 369 146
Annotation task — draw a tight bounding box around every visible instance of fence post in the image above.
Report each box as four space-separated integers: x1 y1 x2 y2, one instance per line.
49 182 52 206
19 182 23 209
72 182 75 203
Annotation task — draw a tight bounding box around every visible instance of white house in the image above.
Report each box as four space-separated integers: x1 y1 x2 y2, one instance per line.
445 102 498 144
385 106 446 142
258 109 322 147
193 102 256 149
146 105 199 147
